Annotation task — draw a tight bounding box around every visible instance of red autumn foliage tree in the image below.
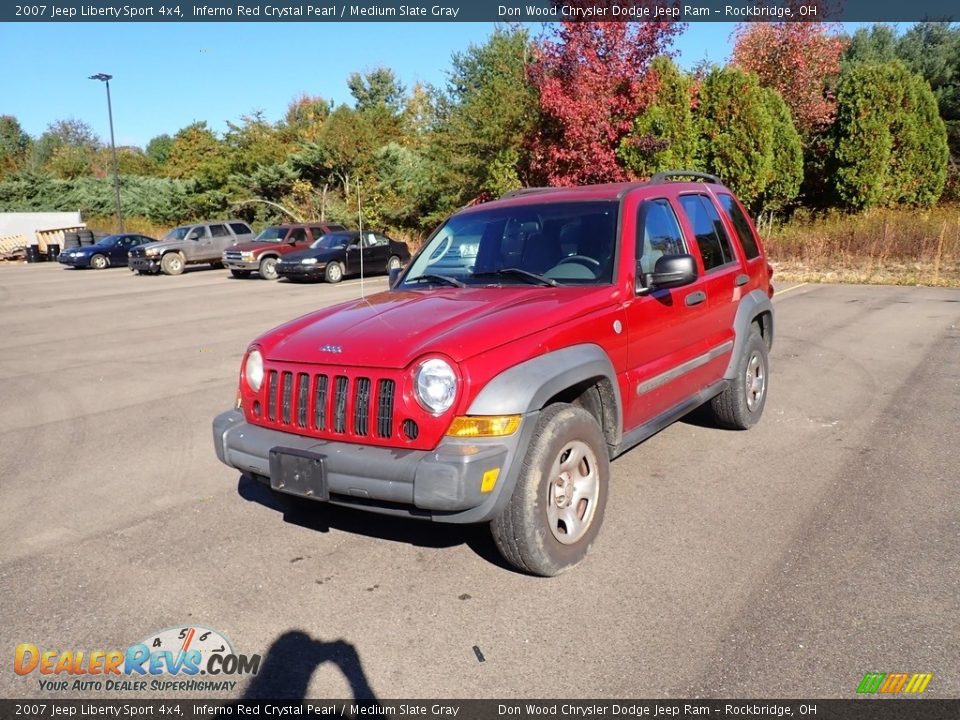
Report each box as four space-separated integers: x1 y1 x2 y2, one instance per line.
731 20 847 138
528 20 682 185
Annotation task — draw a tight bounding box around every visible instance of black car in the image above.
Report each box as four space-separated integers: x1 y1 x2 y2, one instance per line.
276 230 410 283
58 234 156 269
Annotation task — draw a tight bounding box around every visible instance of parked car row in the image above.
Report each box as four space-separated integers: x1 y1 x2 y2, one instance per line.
59 220 411 283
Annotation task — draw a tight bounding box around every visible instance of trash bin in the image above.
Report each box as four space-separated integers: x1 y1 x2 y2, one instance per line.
47 243 61 261
26 245 42 263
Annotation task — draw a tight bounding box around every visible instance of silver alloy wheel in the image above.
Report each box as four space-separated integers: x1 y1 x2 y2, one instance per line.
260 257 278 280
545 440 600 545
387 255 401 271
166 254 182 273
745 350 766 411
328 263 342 282
91 254 107 269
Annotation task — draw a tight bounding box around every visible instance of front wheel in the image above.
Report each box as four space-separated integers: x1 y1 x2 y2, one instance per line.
259 256 279 280
708 327 768 430
490 404 609 577
89 253 108 270
325 261 343 283
386 255 402 272
160 252 184 276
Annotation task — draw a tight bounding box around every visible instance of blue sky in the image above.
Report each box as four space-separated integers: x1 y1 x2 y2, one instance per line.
1 22 862 148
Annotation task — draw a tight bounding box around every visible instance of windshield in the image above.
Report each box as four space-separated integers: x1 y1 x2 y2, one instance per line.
163 227 190 242
254 226 287 242
94 235 122 248
402 200 618 287
310 233 351 250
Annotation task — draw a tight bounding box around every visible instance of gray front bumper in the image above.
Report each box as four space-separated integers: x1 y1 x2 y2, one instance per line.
212 409 537 524
223 259 259 271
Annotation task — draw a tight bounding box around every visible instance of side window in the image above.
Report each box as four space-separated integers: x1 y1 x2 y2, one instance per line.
229 223 251 236
717 193 761 260
288 228 307 243
374 233 390 246
209 224 229 237
636 198 685 276
191 226 210 239
678 194 735 271
309 227 326 241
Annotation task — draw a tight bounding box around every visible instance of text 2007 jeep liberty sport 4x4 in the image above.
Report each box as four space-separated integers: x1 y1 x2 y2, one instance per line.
212 172 774 576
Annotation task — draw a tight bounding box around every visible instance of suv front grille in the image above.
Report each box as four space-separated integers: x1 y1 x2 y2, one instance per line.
224 250 243 262
262 368 396 440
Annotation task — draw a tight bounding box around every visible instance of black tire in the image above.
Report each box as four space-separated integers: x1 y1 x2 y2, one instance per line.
490 403 609 577
259 256 279 280
209 260 224 269
387 255 402 272
324 261 343 283
89 253 108 270
230 269 252 279
160 252 184 276
709 327 769 430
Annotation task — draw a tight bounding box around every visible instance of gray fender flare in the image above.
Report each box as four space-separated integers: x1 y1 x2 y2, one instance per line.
724 289 774 379
467 343 623 446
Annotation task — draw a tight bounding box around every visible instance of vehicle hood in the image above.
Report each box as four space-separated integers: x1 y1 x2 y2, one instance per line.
230 240 283 254
280 248 340 262
259 285 614 369
130 240 184 255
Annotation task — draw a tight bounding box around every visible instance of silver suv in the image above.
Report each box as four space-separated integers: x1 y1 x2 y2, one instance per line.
128 220 255 275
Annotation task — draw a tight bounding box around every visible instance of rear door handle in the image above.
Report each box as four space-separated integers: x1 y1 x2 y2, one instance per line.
735 274 749 287
685 291 707 307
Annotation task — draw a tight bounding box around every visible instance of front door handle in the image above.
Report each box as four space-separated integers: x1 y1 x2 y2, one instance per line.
685 290 707 307
735 273 749 287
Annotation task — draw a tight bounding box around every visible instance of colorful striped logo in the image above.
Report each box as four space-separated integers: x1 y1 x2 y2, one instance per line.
857 672 933 694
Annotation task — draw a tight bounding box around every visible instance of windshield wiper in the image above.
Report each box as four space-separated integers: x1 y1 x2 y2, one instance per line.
474 268 557 287
405 273 466 288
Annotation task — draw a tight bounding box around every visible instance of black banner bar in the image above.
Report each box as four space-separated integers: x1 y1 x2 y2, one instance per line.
2 0 958 23
1 700 959 720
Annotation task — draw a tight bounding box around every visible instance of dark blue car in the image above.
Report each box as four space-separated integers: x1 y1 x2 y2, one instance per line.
58 234 157 269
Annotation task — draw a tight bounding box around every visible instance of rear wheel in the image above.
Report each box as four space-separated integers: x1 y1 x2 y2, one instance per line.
490 404 608 577
387 255 402 272
209 260 224 269
708 327 768 430
325 261 343 283
160 252 184 276
259 256 279 280
89 253 108 270
230 269 251 279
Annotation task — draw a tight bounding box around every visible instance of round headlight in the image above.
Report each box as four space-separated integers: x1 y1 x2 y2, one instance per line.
414 358 457 414
245 349 264 392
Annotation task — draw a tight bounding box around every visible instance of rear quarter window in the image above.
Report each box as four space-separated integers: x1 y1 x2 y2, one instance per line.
229 223 252 236
717 193 761 260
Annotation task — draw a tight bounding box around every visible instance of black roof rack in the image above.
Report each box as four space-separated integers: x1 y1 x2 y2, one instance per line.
649 170 721 185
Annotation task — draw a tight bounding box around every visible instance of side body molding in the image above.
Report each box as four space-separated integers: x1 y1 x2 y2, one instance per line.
467 344 623 444
725 289 774 379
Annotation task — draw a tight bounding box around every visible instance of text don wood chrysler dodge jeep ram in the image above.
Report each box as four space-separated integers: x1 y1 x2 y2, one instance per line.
212 172 775 576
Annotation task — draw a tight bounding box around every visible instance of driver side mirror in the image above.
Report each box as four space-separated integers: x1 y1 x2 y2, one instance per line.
638 254 698 294
388 267 403 289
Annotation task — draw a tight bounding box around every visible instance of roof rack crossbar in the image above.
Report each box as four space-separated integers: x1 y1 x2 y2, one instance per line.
649 170 721 185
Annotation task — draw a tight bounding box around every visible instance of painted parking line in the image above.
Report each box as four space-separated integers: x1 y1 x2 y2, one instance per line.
773 282 809 300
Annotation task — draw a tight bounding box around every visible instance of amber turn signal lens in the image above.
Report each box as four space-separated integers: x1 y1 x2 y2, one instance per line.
235 388 243 409
446 415 521 438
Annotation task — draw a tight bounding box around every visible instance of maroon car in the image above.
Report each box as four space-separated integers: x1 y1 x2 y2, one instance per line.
222 223 346 280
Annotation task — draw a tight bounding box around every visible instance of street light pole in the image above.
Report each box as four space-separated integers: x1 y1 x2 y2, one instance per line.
89 73 123 231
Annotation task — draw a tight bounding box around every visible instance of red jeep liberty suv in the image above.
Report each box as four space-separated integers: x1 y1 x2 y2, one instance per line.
212 172 775 576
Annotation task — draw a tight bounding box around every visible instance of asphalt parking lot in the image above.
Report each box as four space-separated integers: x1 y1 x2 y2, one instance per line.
1 263 958 700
